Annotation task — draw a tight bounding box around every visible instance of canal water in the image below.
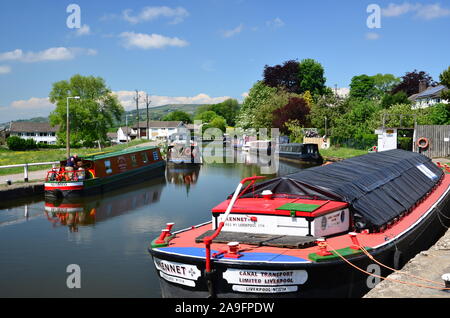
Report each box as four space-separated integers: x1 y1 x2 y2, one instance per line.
0 152 315 297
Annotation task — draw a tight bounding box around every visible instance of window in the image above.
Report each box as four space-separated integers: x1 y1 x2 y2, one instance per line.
131 155 138 167
141 152 148 163
104 160 113 174
152 151 159 161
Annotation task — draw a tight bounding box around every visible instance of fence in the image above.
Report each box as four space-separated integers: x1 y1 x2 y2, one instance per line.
0 161 59 182
414 125 450 158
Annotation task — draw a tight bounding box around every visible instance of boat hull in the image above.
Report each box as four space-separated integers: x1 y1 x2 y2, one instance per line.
45 161 165 199
149 187 450 298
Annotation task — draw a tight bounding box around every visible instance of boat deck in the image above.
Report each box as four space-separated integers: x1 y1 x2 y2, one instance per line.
154 174 450 263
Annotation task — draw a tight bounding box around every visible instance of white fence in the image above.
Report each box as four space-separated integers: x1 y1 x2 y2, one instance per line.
0 161 59 182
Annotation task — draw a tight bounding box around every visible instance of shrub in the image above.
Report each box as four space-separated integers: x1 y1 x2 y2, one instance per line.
6 136 38 151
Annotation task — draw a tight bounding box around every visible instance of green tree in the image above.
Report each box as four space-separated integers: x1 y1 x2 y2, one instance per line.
298 59 327 96
349 75 376 99
210 99 240 126
236 81 277 128
49 74 124 146
439 66 450 101
195 110 219 123
428 103 450 125
381 91 411 109
162 110 193 124
372 73 401 96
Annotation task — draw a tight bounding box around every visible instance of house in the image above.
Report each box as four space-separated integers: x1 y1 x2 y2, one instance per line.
8 122 59 144
116 121 188 143
409 84 449 109
117 127 137 143
138 121 187 141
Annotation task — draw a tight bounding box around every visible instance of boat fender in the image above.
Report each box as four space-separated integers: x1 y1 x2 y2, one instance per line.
393 250 404 270
417 137 429 149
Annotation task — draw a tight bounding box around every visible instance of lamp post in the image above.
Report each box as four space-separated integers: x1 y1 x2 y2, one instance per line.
66 96 80 158
125 114 130 147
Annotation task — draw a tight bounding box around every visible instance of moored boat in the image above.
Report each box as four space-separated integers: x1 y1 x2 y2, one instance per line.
148 149 450 298
278 143 324 165
44 146 165 199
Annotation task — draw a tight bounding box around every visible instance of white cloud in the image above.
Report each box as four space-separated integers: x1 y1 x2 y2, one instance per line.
75 24 91 36
0 47 97 63
113 91 231 111
266 17 285 29
119 32 189 49
123 6 189 24
222 24 244 38
0 65 11 74
10 97 54 110
366 32 381 40
382 2 450 20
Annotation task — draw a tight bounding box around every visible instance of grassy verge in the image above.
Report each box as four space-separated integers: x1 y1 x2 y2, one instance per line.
0 139 150 176
321 146 368 160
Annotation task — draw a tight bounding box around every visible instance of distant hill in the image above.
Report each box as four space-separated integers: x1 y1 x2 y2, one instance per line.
0 104 204 129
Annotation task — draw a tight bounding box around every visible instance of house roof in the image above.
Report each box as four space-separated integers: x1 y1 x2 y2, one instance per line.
9 122 59 133
133 121 184 129
411 85 448 100
119 127 137 136
106 132 117 139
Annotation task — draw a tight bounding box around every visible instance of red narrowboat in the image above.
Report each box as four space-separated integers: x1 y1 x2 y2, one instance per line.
148 149 450 298
45 146 165 199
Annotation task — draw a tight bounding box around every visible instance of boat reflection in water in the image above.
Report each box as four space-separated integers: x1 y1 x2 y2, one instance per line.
166 165 201 194
44 177 166 232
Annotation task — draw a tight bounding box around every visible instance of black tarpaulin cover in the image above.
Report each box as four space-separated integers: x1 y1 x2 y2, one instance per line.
238 149 443 230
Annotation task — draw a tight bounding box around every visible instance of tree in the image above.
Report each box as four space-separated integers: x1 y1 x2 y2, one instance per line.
439 66 450 101
263 60 300 93
272 97 310 134
236 81 277 128
428 103 450 125
381 91 411 109
209 99 240 126
49 74 124 146
162 110 192 124
372 73 401 97
298 59 327 96
391 70 436 96
195 110 219 123
349 75 376 99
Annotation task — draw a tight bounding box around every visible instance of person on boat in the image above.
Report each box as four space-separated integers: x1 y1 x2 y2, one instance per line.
65 154 78 180
76 161 85 180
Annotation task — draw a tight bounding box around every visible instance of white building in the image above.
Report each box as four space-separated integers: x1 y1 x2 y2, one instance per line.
116 121 188 143
409 85 449 109
9 122 59 144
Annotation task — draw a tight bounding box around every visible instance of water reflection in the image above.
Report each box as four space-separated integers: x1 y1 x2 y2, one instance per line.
44 177 166 231
165 165 201 194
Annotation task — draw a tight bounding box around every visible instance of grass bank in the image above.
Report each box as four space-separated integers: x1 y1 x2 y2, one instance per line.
320 147 368 160
0 139 150 176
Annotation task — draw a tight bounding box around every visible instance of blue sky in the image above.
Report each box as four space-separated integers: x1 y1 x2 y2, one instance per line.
0 0 449 122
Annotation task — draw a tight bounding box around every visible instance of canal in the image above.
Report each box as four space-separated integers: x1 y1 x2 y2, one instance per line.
0 152 316 297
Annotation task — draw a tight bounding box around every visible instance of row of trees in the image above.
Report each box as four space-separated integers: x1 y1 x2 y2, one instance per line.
39 63 450 149
233 59 450 148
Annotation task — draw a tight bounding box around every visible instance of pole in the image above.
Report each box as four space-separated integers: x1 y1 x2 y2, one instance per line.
134 90 140 139
125 114 129 146
66 96 80 159
146 93 151 140
66 97 70 158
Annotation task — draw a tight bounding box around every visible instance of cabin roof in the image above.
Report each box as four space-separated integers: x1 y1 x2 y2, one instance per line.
82 146 158 161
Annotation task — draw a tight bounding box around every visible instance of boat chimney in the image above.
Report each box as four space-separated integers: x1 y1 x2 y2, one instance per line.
262 190 273 200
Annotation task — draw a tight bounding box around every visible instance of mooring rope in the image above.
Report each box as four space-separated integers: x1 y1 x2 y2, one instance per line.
326 242 450 291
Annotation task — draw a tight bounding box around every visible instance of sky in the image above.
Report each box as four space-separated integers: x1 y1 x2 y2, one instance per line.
0 0 449 122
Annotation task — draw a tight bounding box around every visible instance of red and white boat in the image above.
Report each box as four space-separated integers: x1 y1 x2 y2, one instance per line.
148 150 450 298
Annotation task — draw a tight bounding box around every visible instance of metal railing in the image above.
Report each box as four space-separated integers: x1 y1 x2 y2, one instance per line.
0 161 59 183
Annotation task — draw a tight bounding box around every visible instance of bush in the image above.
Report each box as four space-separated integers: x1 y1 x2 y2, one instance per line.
397 137 413 151
6 136 38 151
331 134 377 150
